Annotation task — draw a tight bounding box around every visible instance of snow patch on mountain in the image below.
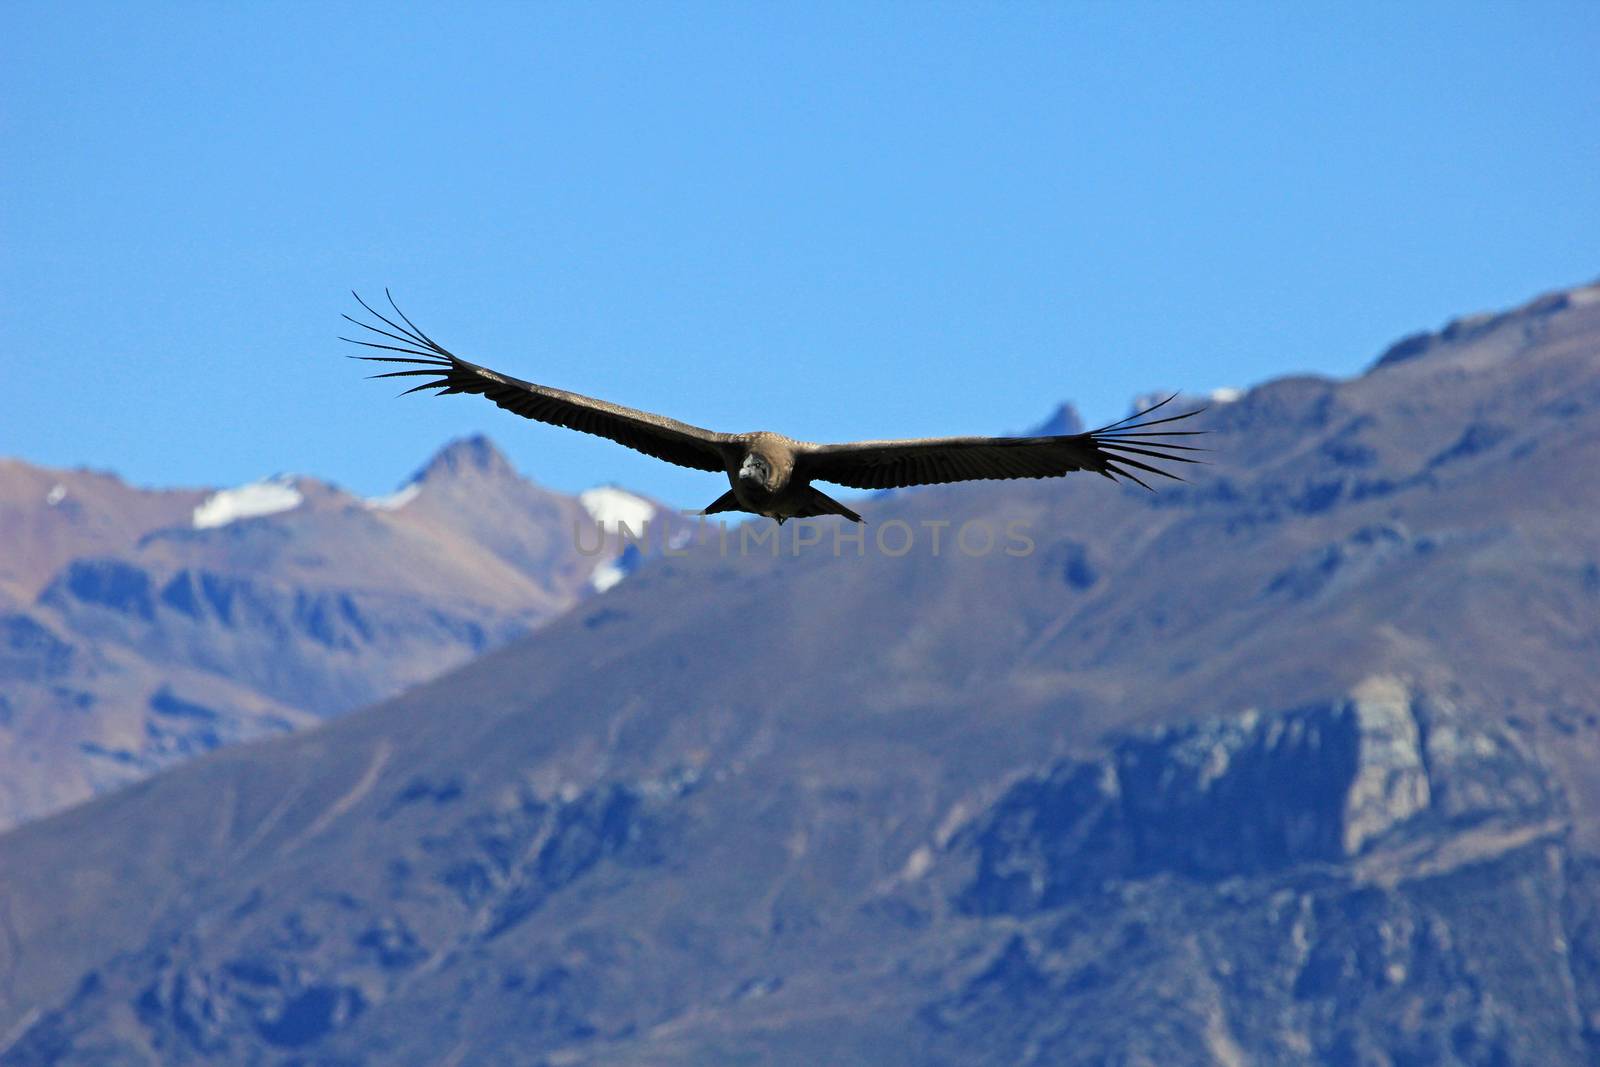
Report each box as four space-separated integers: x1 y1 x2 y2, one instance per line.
365 483 421 511
193 476 303 529
1131 387 1242 413
579 486 657 533
579 487 655 593
589 544 644 594
590 558 629 593
45 484 67 506
1568 280 1600 307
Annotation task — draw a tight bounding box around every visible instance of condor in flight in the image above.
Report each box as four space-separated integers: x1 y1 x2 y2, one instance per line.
344 292 1204 524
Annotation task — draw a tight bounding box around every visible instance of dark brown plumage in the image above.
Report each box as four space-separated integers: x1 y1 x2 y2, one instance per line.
343 292 1205 524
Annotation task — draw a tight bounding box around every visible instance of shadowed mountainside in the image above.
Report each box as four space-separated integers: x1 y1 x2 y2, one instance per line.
0 437 674 829
0 279 1597 1064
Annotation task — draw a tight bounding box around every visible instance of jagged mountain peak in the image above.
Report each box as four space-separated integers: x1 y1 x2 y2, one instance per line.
1024 403 1085 437
412 433 517 484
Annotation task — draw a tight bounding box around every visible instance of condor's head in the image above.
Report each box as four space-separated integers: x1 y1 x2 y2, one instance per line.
738 452 775 490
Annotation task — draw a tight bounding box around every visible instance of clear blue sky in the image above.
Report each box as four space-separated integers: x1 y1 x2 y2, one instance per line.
5 2 1598 506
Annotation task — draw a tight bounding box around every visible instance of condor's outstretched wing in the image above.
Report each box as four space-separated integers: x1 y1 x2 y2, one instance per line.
795 397 1205 491
343 291 733 473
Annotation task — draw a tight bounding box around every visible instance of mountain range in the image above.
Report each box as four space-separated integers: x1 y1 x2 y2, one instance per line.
0 437 674 829
0 278 1597 1064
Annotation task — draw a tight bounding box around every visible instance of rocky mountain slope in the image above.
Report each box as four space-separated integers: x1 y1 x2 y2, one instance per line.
0 437 672 829
0 279 1596 1064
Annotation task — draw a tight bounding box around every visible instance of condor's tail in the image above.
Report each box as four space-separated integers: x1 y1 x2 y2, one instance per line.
700 488 862 524
699 490 748 517
793 487 862 524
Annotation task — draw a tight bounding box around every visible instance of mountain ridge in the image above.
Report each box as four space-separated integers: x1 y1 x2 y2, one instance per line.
0 438 675 829
0 276 1597 1064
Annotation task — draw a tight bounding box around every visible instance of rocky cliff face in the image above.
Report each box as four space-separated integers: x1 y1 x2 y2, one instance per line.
926 681 1587 1066
926 843 1598 1067
959 677 1557 915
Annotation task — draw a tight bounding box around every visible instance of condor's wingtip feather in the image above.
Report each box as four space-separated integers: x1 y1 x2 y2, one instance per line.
350 290 440 356
384 288 446 351
1099 441 1208 465
1083 397 1209 489
1103 450 1186 482
340 312 427 351
1092 392 1178 434
1102 461 1155 491
340 337 442 360
366 368 446 380
1093 406 1207 437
